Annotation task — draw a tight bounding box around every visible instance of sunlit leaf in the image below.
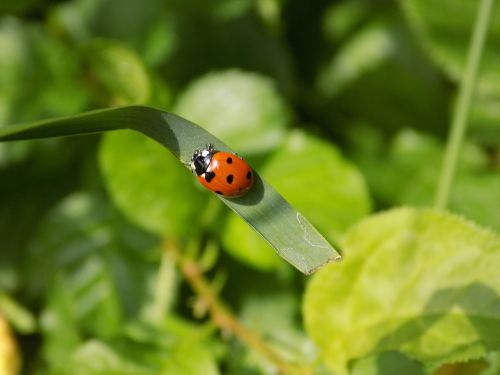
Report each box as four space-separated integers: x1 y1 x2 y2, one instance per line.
304 208 500 374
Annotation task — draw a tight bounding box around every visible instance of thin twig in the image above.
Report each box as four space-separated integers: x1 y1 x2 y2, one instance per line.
434 0 495 209
163 239 308 375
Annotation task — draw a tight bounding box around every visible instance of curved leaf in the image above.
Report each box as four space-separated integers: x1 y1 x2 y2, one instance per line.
0 105 340 274
304 207 500 373
222 130 371 270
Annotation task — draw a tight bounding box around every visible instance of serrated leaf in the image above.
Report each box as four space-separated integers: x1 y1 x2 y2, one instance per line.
222 130 370 270
0 106 339 274
304 208 500 374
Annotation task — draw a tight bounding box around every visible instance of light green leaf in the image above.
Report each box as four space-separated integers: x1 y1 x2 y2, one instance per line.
0 106 339 274
71 340 152 375
174 70 290 155
99 130 206 237
0 17 88 124
82 39 151 105
401 0 500 143
304 208 500 374
0 17 88 165
319 20 396 97
222 130 370 270
24 192 158 314
0 292 36 334
68 318 219 375
350 127 500 231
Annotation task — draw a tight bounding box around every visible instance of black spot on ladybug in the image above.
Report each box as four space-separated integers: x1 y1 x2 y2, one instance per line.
226 174 234 184
205 171 216 183
215 190 223 195
246 171 252 180
226 157 233 164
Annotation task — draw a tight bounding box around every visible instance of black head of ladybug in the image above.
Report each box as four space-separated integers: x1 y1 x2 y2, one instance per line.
190 144 215 176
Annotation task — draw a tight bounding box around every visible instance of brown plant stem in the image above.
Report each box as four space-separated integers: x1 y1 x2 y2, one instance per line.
163 239 308 375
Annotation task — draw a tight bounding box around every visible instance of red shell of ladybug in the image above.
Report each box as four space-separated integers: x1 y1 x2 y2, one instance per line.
190 144 253 198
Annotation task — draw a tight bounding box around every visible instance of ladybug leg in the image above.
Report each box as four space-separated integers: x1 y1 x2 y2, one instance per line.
207 143 215 153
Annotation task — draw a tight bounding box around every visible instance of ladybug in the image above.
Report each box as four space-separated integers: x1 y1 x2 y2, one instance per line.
190 144 254 198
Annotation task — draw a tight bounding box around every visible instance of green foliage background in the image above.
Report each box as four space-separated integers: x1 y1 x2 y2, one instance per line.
0 0 499 374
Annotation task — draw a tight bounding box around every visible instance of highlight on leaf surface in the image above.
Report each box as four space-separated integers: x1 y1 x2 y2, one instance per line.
0 105 340 274
174 69 290 155
304 207 500 374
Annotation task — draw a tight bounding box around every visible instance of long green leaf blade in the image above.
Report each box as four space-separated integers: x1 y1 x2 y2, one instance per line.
0 105 341 274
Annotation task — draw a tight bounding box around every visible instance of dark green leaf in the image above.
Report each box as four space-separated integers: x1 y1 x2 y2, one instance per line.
0 106 340 274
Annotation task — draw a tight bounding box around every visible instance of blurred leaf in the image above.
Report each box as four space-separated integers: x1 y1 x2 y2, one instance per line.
401 0 500 144
66 318 219 375
0 0 40 15
0 106 340 274
481 351 500 375
99 130 206 238
236 290 318 372
0 16 89 165
49 0 166 49
0 315 20 375
82 39 151 106
222 130 371 270
40 273 82 370
322 0 371 43
433 359 489 375
71 340 152 375
318 14 449 134
0 17 89 124
174 70 290 155
319 19 395 97
304 208 500 374
349 127 500 231
0 293 36 334
25 193 159 316
32 193 163 371
162 11 293 90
